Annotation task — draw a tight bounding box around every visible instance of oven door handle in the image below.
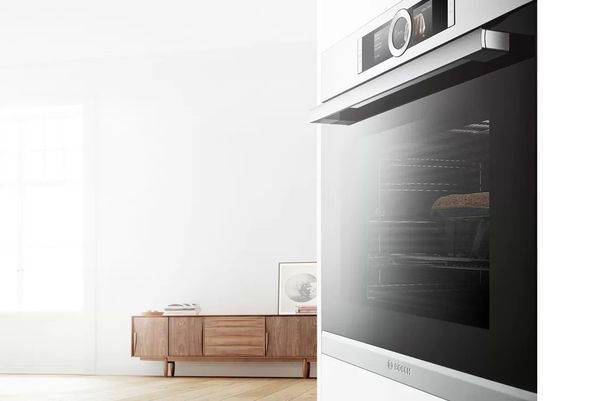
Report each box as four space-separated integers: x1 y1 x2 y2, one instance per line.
310 29 509 125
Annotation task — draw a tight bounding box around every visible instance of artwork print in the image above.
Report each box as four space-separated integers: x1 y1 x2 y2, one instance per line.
278 262 318 314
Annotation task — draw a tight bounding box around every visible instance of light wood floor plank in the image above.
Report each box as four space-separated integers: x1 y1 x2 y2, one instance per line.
253 380 316 401
144 378 243 401
0 375 316 401
289 385 318 401
221 378 301 401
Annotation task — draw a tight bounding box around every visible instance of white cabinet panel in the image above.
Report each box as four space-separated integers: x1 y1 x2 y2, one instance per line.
318 0 398 52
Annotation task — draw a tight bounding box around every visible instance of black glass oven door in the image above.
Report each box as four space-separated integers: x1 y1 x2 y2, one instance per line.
321 56 536 393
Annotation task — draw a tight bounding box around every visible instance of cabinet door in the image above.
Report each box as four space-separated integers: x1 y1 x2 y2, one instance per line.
169 317 203 356
204 316 265 356
266 316 317 357
132 317 168 358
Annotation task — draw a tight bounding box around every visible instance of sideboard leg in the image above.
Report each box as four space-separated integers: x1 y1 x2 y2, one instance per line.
302 359 310 379
169 361 176 377
163 359 169 377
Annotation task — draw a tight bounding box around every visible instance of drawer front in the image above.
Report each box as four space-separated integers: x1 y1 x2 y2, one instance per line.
204 316 265 356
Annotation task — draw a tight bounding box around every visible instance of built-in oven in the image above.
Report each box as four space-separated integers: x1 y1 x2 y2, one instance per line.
313 1 536 400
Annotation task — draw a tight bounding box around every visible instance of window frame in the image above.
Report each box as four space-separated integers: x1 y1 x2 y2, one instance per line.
0 105 90 312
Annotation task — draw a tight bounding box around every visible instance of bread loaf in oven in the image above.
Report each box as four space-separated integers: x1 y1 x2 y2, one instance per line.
432 192 489 209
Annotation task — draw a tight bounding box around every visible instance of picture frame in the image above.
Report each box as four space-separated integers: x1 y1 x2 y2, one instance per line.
278 262 318 315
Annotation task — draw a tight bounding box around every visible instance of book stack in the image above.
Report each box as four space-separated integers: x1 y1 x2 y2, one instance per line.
164 303 201 315
295 305 317 314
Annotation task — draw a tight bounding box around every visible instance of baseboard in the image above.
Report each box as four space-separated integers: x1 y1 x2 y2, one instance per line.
0 366 94 375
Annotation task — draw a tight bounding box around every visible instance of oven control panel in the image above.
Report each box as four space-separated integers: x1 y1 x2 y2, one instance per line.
358 0 455 73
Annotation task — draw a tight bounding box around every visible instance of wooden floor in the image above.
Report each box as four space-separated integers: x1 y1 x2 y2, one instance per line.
0 375 316 401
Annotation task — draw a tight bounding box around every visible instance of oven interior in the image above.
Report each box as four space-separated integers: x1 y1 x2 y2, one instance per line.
365 118 491 328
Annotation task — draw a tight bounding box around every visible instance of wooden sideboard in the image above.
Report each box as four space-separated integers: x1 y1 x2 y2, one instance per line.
131 315 317 378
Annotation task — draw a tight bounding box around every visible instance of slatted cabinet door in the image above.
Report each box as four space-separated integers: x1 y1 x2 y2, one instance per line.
266 316 317 357
132 317 168 358
169 317 203 356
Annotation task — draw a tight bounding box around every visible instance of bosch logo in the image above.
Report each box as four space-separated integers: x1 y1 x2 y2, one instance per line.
386 360 412 376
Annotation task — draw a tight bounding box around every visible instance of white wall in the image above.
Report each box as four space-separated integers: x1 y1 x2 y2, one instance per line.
94 45 317 376
0 0 317 376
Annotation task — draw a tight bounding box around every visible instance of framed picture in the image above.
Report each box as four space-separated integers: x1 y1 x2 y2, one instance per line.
278 262 318 315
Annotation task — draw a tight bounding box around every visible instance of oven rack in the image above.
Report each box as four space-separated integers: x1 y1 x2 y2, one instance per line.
382 157 482 167
367 282 487 293
383 163 478 170
367 212 489 226
377 157 485 194
368 219 439 225
378 182 481 193
432 208 489 218
382 182 457 187
378 181 482 194
390 253 489 265
447 120 490 136
379 187 453 193
368 254 489 271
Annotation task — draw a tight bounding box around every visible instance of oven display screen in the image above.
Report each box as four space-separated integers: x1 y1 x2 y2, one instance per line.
360 22 393 73
373 24 392 66
360 0 449 73
411 0 434 46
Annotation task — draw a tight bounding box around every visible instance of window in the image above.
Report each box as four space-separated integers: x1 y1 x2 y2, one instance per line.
0 106 85 311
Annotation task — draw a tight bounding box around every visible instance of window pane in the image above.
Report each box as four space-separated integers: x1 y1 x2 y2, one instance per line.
0 249 18 310
0 120 19 151
46 150 66 180
63 117 84 152
65 151 83 180
0 152 18 182
0 187 18 249
45 119 65 151
0 120 18 182
24 150 44 181
22 247 83 311
23 119 44 151
0 187 18 310
23 186 83 247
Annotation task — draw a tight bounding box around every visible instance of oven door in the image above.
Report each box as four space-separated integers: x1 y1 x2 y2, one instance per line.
319 12 536 401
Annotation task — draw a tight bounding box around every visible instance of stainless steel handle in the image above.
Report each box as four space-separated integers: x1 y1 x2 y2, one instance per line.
265 332 269 351
310 29 509 125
